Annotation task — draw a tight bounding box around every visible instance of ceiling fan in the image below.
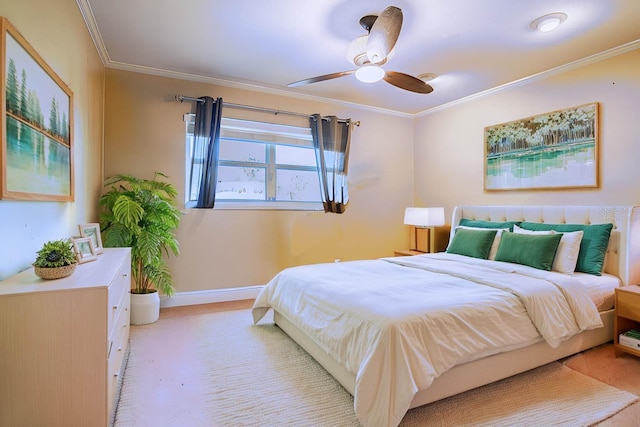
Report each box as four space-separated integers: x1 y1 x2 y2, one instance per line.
287 6 433 94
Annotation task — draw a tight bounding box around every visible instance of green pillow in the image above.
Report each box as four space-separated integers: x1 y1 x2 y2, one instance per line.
518 222 613 275
459 218 521 232
494 232 563 271
447 228 497 259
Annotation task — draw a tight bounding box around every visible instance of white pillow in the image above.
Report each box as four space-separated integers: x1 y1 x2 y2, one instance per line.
513 225 584 274
513 224 554 235
455 225 508 260
552 230 584 274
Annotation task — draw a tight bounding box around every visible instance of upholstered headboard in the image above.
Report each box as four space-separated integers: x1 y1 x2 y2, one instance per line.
450 205 640 286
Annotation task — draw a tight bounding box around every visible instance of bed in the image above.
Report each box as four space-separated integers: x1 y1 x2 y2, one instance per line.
252 205 640 427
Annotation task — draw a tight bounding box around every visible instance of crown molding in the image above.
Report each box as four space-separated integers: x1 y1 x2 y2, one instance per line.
106 60 414 118
415 39 640 117
76 0 110 65
76 0 639 119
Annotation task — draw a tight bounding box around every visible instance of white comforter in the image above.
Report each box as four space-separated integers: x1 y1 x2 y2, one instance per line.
251 253 603 427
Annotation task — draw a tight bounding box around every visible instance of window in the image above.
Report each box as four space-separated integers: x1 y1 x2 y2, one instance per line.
185 116 322 210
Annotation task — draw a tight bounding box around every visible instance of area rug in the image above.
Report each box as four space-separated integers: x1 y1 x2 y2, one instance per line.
114 309 638 427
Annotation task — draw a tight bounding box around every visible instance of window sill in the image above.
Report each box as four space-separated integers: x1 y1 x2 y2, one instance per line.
185 201 324 211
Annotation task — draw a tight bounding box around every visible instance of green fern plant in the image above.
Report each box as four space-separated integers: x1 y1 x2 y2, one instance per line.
99 172 181 296
34 239 77 268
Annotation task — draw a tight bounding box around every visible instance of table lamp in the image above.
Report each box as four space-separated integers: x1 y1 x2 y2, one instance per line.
404 207 446 253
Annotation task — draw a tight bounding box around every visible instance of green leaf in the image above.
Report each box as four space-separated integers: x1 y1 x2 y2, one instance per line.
33 239 77 268
112 196 144 230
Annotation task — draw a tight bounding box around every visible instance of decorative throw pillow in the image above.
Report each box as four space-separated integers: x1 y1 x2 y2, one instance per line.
513 225 583 273
447 228 498 259
551 230 584 274
494 232 563 271
456 225 509 260
518 222 612 275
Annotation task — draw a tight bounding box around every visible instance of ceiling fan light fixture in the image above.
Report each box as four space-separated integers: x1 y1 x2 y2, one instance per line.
530 12 567 33
355 65 386 83
288 6 426 94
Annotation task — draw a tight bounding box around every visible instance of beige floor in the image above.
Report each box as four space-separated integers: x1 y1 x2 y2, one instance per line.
562 342 640 426
145 300 640 426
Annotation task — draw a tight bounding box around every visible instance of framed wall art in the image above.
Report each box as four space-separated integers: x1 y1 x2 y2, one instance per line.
484 103 598 191
79 223 103 254
1 17 74 201
72 237 97 264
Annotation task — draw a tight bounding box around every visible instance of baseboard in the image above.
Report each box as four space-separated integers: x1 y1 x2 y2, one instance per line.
159 285 264 308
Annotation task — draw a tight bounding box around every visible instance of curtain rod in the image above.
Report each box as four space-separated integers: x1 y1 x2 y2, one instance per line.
175 94 359 126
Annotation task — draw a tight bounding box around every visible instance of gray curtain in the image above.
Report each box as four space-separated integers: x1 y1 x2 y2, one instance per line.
191 97 223 208
309 114 352 214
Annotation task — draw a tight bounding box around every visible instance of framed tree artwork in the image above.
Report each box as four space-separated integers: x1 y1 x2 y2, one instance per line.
1 17 74 201
484 103 598 191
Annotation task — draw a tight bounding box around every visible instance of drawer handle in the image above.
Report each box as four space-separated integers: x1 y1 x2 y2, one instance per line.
114 373 119 378
122 273 128 277
122 323 127 328
118 347 122 352
113 305 118 310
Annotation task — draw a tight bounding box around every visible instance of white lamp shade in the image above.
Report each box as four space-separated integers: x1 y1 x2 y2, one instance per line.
404 207 445 227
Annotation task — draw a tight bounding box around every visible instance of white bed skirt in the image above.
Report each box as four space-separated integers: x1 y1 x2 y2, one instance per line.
274 308 613 409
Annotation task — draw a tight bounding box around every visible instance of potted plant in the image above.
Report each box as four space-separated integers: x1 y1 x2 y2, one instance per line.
33 239 78 280
99 172 181 324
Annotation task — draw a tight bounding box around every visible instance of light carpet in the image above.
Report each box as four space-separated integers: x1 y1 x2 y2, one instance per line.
114 309 638 427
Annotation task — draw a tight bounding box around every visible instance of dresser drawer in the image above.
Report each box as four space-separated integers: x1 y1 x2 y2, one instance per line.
107 306 129 417
617 290 640 322
108 291 130 357
109 283 129 337
108 262 130 330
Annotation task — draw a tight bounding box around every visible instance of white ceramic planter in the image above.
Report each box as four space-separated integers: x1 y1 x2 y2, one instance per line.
130 291 160 325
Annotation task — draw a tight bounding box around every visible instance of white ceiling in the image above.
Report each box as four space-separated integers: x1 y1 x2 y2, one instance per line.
79 0 640 115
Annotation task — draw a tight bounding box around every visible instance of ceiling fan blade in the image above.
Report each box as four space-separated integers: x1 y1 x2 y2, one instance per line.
366 6 403 64
287 70 355 88
383 71 434 94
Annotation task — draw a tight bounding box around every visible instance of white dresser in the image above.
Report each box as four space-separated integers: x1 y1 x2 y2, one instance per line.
0 247 131 427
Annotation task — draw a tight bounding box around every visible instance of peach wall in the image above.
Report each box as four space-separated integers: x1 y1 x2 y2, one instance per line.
413 49 640 222
103 69 415 291
0 0 104 280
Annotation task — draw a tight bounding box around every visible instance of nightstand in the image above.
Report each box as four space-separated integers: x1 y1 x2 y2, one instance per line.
407 225 451 253
394 249 425 257
614 285 640 357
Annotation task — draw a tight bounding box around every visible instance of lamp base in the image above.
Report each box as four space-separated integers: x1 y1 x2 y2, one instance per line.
411 227 434 253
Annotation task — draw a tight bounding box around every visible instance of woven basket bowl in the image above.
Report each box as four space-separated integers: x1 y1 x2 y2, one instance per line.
34 263 77 280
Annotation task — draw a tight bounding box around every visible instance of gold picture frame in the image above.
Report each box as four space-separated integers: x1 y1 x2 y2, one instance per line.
0 17 74 201
484 102 598 191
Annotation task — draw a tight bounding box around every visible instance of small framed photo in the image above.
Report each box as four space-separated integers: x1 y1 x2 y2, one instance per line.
79 223 103 254
72 237 97 263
